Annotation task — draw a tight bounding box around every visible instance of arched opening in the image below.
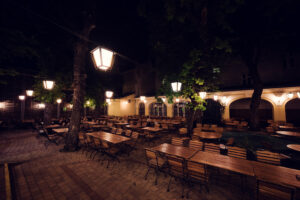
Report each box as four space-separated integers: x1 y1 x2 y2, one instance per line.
149 103 167 116
173 102 188 117
202 99 223 125
229 98 273 123
138 103 145 116
285 98 300 126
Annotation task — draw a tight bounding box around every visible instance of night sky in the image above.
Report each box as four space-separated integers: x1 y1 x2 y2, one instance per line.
0 0 148 99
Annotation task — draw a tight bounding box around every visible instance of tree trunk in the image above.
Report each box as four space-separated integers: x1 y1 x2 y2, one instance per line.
243 41 262 130
186 107 201 138
44 103 53 125
63 15 95 152
249 64 263 130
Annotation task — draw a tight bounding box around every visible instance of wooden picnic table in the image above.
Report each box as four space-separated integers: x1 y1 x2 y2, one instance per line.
190 151 255 176
52 128 69 134
195 131 222 139
126 125 142 130
114 122 129 127
253 161 300 188
142 127 163 133
276 131 300 137
151 143 197 159
287 144 300 152
87 131 130 144
45 124 62 129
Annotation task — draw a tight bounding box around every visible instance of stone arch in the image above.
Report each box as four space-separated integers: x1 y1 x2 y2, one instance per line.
285 98 300 126
229 98 274 123
138 103 145 116
149 102 167 116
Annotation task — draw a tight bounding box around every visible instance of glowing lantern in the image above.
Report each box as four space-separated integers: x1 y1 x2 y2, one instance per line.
56 99 62 104
26 90 34 96
297 92 300 98
91 47 115 71
19 95 25 100
171 82 182 92
199 92 207 99
43 80 54 90
105 91 113 98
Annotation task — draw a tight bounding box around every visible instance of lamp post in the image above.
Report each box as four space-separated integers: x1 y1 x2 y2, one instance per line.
26 90 34 118
19 95 25 121
42 80 55 125
56 99 62 119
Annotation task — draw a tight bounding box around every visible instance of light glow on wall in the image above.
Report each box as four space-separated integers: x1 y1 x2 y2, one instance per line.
56 99 62 104
162 97 166 103
199 92 207 99
213 95 218 101
287 92 294 99
175 98 180 103
297 92 300 98
0 102 6 109
140 96 145 101
272 95 286 105
37 103 45 109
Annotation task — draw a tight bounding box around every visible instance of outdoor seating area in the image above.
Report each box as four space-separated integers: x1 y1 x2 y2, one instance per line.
1 1 300 199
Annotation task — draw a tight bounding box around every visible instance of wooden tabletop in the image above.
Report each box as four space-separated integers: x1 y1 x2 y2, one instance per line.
114 122 129 126
190 151 255 176
253 162 300 188
126 125 142 129
276 131 300 137
142 127 163 132
287 144 300 152
151 143 197 159
195 131 222 139
52 128 69 133
45 124 61 129
90 124 107 128
82 121 98 125
87 131 130 144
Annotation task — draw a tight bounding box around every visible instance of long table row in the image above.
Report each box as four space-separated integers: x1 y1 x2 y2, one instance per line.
151 143 300 189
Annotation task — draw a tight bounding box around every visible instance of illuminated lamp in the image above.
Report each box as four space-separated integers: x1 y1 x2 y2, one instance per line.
91 47 115 71
26 90 34 96
171 82 182 92
43 80 54 90
105 91 113 98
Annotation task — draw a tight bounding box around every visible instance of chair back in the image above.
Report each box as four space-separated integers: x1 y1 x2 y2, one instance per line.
179 128 187 135
227 146 247 159
125 129 132 137
171 137 184 146
187 160 208 182
166 155 185 177
189 140 204 151
204 143 220 154
116 128 123 135
144 148 157 166
256 150 281 165
131 132 139 140
111 127 117 134
257 180 294 200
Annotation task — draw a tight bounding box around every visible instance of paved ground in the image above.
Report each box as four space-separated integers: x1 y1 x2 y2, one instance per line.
0 129 257 200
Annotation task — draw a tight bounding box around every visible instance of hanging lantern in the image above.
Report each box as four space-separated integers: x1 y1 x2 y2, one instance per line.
199 92 207 99
56 99 62 104
26 90 34 96
105 91 113 98
19 95 25 100
91 47 115 71
43 80 55 90
171 82 182 92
